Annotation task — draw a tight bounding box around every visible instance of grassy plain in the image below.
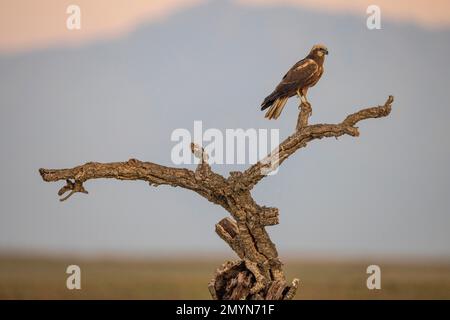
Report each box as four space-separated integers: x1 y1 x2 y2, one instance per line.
1 255 449 299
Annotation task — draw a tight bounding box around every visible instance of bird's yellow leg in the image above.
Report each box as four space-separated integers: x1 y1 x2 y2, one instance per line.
300 95 308 104
297 91 312 116
296 89 308 104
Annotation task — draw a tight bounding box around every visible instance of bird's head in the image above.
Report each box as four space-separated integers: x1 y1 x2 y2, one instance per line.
310 44 329 58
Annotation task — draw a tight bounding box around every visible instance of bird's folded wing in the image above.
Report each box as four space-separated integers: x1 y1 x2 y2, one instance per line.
281 58 318 85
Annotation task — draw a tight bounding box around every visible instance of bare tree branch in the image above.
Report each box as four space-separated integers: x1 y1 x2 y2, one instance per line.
39 152 229 206
39 160 199 200
241 96 393 189
296 101 312 130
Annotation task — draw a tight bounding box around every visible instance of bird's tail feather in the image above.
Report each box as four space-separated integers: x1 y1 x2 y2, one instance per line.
264 97 288 120
261 91 280 111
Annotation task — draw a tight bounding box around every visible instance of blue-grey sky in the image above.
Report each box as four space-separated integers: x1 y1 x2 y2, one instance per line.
0 1 449 258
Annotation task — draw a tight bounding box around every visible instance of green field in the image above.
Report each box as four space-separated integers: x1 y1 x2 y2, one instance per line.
1 255 449 299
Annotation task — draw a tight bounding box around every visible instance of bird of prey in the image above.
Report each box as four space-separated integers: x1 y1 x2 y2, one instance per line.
261 44 328 120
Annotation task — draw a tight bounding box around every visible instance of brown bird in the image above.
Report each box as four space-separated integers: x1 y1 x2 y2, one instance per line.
261 44 328 120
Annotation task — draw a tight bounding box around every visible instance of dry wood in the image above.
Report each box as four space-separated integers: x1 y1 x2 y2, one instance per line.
39 95 393 299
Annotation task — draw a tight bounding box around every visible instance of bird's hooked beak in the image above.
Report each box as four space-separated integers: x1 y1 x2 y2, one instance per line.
323 48 329 55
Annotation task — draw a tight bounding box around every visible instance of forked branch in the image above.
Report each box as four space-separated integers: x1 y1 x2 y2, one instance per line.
241 95 393 189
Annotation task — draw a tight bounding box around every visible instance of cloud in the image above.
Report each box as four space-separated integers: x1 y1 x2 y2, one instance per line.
238 0 450 29
0 0 204 53
1 0 448 53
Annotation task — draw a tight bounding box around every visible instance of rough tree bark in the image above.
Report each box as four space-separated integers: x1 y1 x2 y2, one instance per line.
39 95 393 300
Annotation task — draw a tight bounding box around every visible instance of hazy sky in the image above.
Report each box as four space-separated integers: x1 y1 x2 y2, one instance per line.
1 0 450 52
0 0 449 259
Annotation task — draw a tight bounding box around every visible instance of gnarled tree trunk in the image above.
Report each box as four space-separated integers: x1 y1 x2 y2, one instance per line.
39 96 393 300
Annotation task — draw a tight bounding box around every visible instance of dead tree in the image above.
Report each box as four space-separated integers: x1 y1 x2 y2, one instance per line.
39 95 393 300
